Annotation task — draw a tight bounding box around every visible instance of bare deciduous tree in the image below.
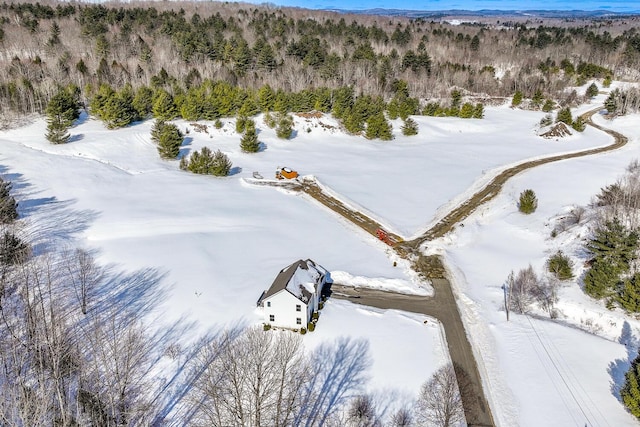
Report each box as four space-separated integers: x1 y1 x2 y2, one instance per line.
65 247 102 315
389 406 413 427
506 265 539 314
415 364 465 427
346 394 379 427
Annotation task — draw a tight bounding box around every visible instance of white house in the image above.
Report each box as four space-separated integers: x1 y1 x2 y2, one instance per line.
258 259 327 330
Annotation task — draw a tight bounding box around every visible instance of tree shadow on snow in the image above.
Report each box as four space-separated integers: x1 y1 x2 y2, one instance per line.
73 110 90 126
608 321 638 401
178 137 193 160
68 133 84 143
229 166 242 176
0 166 98 254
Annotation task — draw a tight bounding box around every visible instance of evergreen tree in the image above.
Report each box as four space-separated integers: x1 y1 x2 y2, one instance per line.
472 103 485 119
0 178 18 223
605 90 619 115
423 102 441 116
618 273 640 313
621 352 640 418
365 112 393 140
450 89 462 109
152 89 177 120
470 34 480 51
180 147 232 176
587 218 638 274
603 75 612 88
586 82 599 98
133 86 154 119
511 90 523 107
332 87 354 119
547 251 574 280
583 260 618 300
0 231 30 265
100 93 137 129
263 111 276 128
153 122 183 160
151 119 166 143
276 114 294 139
556 107 573 125
210 149 232 176
45 86 79 144
518 189 538 214
401 117 419 136
572 116 586 132
240 121 260 153
532 89 544 108
46 119 70 144
236 115 248 134
459 102 474 118
542 99 555 112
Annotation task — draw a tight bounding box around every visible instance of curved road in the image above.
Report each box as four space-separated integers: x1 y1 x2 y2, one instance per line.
253 106 628 427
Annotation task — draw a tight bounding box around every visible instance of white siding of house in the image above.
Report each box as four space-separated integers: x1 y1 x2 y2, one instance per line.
263 290 309 330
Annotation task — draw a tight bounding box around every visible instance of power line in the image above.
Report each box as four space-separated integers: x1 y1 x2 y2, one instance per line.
524 313 595 427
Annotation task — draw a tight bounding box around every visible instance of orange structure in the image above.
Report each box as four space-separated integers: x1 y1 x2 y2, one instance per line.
376 228 396 246
276 167 299 180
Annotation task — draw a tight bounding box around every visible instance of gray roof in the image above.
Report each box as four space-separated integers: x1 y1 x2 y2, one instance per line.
260 259 324 304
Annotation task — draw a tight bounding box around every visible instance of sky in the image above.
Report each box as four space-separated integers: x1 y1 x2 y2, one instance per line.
249 0 640 12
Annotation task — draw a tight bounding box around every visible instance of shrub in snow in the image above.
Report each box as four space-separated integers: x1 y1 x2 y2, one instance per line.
572 116 586 132
555 107 573 125
542 99 555 112
180 147 232 177
586 82 599 98
547 251 574 280
518 189 538 214
276 113 294 139
299 327 307 335
511 90 523 107
402 117 419 136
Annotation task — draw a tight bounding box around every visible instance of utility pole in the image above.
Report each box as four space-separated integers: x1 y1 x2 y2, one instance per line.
503 284 510 321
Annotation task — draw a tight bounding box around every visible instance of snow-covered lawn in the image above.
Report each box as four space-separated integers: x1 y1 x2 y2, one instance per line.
1 82 639 424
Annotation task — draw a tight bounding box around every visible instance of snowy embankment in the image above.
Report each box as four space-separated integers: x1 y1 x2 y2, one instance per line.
330 270 431 296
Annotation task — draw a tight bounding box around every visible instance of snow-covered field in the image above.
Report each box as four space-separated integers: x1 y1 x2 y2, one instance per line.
1 82 640 424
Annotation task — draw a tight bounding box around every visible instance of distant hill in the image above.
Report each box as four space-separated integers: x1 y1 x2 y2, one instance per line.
324 8 640 18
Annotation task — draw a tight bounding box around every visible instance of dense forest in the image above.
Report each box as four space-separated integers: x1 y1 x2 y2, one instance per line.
0 0 639 128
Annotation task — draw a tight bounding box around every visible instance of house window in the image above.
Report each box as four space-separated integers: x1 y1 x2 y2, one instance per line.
296 318 302 325
266 301 271 307
296 304 301 312
269 315 275 322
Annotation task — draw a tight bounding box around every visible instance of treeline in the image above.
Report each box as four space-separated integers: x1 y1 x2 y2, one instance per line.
78 79 481 140
0 1 637 125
